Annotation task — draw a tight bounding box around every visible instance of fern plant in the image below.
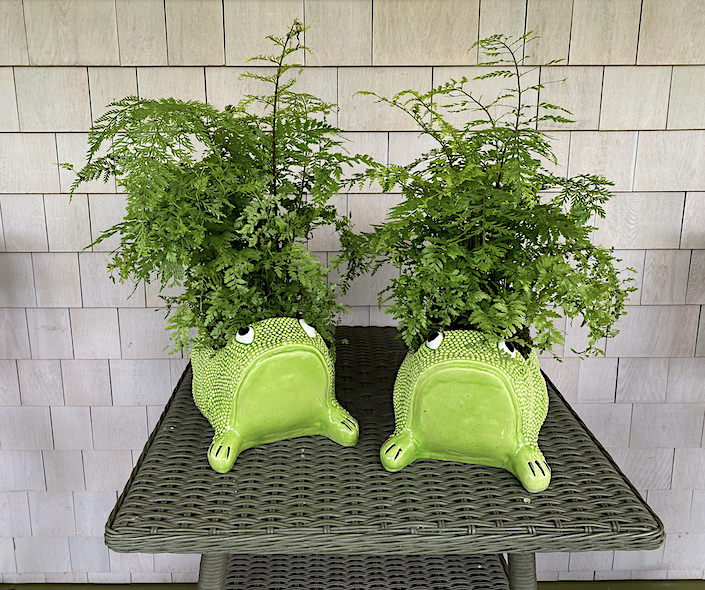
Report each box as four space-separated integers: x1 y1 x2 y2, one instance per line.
64 20 372 352
342 33 634 356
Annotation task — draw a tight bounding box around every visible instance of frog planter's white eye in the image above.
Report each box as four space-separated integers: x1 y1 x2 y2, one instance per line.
235 326 254 344
498 340 517 358
425 332 444 350
298 319 317 338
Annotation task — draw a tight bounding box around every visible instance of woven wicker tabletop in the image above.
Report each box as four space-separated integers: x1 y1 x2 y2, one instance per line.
105 326 663 555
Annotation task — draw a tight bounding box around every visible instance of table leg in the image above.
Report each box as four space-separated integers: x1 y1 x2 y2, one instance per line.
506 553 537 590
197 553 228 590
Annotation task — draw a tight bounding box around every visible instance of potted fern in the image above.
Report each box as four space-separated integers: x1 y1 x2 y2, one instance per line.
343 34 633 492
66 21 369 473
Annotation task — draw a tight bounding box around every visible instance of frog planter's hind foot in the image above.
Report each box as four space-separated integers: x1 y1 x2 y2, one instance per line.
207 431 242 474
380 430 417 472
510 446 551 493
322 405 359 447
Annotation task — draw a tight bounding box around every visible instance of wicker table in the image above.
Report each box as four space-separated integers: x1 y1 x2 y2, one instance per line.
105 327 663 590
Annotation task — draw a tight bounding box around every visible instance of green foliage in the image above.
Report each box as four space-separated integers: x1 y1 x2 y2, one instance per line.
342 33 634 356
64 20 372 352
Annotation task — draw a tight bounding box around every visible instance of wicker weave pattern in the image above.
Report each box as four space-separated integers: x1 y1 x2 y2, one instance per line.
106 327 663 555
224 554 509 589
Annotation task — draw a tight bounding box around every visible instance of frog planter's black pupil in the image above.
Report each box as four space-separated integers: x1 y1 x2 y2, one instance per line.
238 328 250 336
505 341 515 353
427 332 439 342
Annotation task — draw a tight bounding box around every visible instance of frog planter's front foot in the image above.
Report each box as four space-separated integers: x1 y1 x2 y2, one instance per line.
380 430 417 472
208 431 242 474
510 446 551 494
323 405 359 447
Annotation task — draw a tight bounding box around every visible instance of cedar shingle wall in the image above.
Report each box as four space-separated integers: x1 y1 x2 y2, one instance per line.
0 0 704 582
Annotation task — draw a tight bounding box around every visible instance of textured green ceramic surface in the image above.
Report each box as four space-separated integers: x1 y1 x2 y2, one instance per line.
191 317 359 473
381 330 551 493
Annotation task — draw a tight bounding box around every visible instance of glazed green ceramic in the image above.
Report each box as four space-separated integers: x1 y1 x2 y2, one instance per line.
191 317 359 473
380 330 551 493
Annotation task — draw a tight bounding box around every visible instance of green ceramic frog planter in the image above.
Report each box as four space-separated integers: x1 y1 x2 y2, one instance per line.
380 330 551 493
191 317 359 473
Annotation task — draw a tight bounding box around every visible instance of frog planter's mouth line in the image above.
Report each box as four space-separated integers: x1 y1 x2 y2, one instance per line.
415 359 521 404
242 342 328 368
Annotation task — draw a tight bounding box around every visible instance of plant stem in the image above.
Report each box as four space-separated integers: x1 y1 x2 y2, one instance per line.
270 24 299 198
494 40 523 189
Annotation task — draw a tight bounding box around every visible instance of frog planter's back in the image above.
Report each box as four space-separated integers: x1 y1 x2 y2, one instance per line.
191 317 359 473
381 330 551 493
